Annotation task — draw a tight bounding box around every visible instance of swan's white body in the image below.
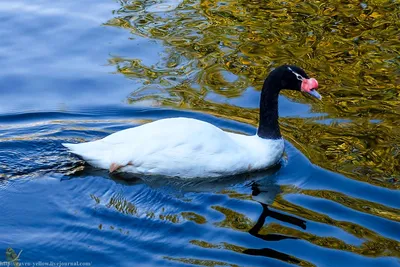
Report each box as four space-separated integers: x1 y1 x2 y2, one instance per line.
63 118 284 179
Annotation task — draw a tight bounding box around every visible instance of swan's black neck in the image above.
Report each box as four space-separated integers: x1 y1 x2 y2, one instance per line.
257 76 282 139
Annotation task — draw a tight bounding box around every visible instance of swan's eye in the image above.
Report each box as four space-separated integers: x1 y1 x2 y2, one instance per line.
288 67 305 81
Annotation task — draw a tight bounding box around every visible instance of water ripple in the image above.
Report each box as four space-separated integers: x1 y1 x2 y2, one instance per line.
1 0 400 266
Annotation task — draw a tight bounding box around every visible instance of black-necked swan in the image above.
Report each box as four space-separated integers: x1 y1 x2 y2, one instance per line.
63 65 320 178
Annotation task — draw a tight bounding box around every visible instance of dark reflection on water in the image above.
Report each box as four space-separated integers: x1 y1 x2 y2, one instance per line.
1 0 400 266
243 182 306 264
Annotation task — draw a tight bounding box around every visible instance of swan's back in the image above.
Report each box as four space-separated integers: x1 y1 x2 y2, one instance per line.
63 118 254 178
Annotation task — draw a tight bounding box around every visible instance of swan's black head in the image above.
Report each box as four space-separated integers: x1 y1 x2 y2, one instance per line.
268 65 321 99
258 65 321 139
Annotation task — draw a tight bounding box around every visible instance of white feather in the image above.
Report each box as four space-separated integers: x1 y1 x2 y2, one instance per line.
63 117 284 178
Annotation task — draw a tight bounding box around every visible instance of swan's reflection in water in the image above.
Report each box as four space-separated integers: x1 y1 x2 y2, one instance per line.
245 181 306 264
69 163 306 264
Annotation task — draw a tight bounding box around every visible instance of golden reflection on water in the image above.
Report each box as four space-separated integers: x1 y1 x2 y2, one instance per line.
213 201 400 258
103 0 400 263
106 0 400 189
164 256 240 267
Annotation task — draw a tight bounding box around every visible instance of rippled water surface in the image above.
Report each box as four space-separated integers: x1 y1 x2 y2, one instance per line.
1 0 400 266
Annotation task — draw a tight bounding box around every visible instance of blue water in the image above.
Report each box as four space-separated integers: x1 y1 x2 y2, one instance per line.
1 1 400 267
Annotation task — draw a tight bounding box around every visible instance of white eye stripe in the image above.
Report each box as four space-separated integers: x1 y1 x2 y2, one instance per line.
287 67 305 81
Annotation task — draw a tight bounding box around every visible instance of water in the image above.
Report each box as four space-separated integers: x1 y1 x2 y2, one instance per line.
1 0 399 266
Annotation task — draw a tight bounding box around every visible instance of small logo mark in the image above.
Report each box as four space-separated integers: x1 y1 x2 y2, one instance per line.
5 247 22 267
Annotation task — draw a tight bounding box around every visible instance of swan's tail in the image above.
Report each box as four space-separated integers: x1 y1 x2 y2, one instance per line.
62 141 111 169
